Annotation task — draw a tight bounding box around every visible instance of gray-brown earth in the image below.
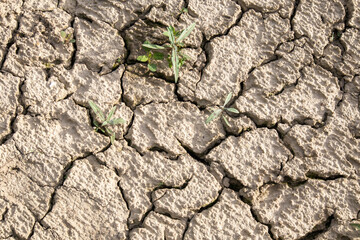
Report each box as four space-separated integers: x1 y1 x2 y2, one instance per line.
0 0 360 239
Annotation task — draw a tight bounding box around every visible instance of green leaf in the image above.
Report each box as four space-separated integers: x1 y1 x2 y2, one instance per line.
179 58 186 67
110 134 115 144
148 63 157 72
69 39 76 43
226 108 239 114
223 115 231 127
110 118 126 125
176 23 196 43
105 127 114 135
89 100 105 122
153 52 164 60
206 109 222 124
137 55 149 62
94 121 106 134
142 43 165 49
172 46 179 83
93 121 100 130
223 92 232 106
181 8 188 13
350 223 360 231
167 26 176 45
106 106 116 122
168 26 175 34
163 31 170 37
60 31 66 38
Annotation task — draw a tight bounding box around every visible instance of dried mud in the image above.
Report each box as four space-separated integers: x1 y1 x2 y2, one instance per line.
0 0 360 239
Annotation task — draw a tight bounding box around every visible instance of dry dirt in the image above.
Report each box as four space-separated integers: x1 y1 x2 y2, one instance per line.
1 0 360 239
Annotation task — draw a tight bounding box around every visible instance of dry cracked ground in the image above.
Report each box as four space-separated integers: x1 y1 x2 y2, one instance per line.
1 0 360 239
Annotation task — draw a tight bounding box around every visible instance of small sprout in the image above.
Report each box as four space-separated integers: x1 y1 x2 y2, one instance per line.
43 62 54 69
137 23 196 83
88 100 125 144
60 30 75 44
180 7 188 13
148 63 157 72
112 57 123 69
351 222 360 231
206 92 240 127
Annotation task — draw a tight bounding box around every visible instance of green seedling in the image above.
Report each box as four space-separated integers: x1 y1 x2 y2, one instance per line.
137 23 196 83
137 40 165 72
88 100 125 144
206 92 240 127
112 57 122 69
180 7 188 13
351 222 360 231
60 30 75 44
43 62 54 69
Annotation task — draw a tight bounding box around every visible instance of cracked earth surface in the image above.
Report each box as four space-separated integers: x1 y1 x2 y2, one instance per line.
0 0 360 239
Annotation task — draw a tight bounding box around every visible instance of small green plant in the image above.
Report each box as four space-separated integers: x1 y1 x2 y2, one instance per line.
180 7 188 14
60 30 75 44
112 57 122 69
206 92 240 127
351 222 360 231
88 101 125 144
137 23 196 83
43 62 54 69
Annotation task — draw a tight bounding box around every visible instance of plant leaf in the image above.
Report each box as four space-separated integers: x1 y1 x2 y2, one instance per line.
105 127 114 135
110 118 126 125
181 8 188 13
89 100 105 122
69 39 76 43
153 52 164 60
171 46 179 83
60 31 66 38
142 43 165 49
223 92 232 106
93 121 100 129
106 106 116 122
350 223 360 231
110 134 115 144
226 108 239 114
167 26 176 45
206 109 222 124
163 31 170 37
176 23 196 43
148 63 157 72
137 55 149 62
223 115 231 127
94 121 106 133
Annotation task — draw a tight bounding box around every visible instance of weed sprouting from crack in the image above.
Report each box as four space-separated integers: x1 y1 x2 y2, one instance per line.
206 92 240 127
88 101 126 144
137 23 196 83
351 221 360 236
60 30 75 44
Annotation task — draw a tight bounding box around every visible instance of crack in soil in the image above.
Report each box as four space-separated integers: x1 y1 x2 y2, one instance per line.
298 214 335 240
250 208 277 240
290 0 300 32
0 14 21 71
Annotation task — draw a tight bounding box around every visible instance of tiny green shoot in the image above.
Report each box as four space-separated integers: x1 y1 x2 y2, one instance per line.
206 92 240 127
180 7 188 13
137 23 196 83
112 57 122 69
88 100 125 144
351 222 360 231
43 62 54 69
60 30 75 44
